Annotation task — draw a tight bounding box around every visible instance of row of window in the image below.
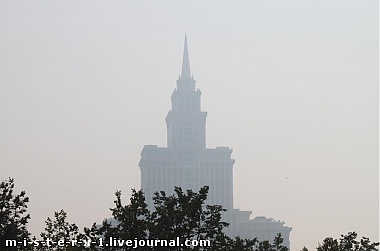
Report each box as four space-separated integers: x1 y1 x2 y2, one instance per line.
142 150 231 159
174 97 200 112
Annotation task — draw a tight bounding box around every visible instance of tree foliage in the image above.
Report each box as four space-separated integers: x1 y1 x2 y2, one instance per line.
2 179 378 251
37 209 82 251
90 189 150 251
91 186 286 251
149 186 230 250
314 232 379 251
0 178 31 250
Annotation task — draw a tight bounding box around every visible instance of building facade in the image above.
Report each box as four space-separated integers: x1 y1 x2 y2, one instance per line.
139 36 292 248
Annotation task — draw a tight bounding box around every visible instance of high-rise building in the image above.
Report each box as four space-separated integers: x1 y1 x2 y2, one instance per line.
139 36 292 248
139 35 233 212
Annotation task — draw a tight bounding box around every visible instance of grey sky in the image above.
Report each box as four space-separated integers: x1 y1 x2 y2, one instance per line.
0 1 378 250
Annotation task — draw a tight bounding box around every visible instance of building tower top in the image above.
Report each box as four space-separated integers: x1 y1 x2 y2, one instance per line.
166 35 207 149
181 34 191 79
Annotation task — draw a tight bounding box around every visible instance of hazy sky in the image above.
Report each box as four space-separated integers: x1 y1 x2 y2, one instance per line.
0 1 378 250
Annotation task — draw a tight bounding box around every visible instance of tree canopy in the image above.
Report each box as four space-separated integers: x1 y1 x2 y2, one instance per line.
89 186 260 250
0 178 31 251
313 232 379 251
1 178 378 251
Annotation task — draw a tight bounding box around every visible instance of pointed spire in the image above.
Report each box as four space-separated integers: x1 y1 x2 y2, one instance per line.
181 34 191 79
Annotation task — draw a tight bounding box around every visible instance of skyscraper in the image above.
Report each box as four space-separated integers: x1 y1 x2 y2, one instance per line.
139 36 292 248
139 35 234 212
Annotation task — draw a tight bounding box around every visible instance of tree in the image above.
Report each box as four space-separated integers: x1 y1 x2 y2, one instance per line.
93 186 286 251
92 189 150 251
111 189 149 242
2 180 378 251
312 232 379 251
227 236 258 251
272 234 288 251
149 186 230 250
0 178 31 251
37 209 82 251
300 246 309 251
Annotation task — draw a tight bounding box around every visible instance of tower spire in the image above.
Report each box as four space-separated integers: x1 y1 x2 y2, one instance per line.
181 34 191 79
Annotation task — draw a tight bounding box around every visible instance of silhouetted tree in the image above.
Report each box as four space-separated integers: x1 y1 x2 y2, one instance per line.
272 234 288 251
3 179 378 251
149 186 229 250
310 232 379 251
92 189 150 251
0 178 31 250
257 240 272 251
92 186 281 251
37 209 82 251
226 236 258 251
